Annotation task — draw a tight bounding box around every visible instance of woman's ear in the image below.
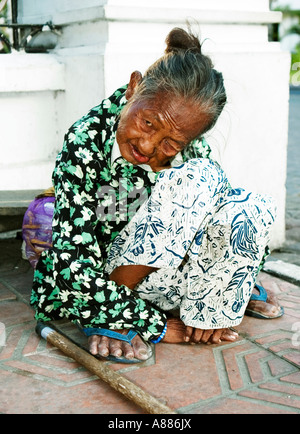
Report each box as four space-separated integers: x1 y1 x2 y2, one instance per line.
125 71 143 100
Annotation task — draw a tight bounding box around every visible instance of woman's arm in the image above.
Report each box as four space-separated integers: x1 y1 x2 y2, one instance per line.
34 118 168 342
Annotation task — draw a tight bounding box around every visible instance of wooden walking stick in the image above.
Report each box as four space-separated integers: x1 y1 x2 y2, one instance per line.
36 322 175 414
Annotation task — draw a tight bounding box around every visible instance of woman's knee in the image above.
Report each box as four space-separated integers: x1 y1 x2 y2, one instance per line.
156 158 229 198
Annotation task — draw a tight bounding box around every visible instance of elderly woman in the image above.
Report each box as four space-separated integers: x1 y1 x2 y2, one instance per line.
31 28 281 363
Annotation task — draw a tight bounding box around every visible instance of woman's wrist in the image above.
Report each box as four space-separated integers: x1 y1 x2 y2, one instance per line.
150 322 167 344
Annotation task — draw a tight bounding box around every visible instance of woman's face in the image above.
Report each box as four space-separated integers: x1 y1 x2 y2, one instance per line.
116 80 210 172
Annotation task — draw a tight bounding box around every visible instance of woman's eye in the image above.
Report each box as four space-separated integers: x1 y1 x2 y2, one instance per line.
162 141 177 155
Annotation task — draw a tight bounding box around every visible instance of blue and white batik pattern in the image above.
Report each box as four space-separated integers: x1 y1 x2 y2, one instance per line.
106 159 276 329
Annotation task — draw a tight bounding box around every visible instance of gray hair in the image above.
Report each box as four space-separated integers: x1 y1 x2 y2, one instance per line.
133 27 227 136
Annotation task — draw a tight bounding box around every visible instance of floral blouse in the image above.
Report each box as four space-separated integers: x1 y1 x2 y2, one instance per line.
30 85 211 342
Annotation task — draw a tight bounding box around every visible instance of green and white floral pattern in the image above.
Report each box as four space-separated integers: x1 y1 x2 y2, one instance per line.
31 85 211 341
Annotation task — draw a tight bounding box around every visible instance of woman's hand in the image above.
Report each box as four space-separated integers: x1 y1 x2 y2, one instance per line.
184 326 238 344
161 318 187 343
161 318 238 345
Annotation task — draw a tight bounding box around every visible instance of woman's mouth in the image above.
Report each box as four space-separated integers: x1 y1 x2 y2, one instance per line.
130 144 150 164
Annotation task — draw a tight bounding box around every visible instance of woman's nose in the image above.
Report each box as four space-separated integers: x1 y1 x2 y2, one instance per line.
138 137 157 156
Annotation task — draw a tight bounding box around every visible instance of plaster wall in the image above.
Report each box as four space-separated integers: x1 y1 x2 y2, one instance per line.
0 0 290 248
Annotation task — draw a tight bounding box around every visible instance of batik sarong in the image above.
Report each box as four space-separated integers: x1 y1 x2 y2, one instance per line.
106 158 276 329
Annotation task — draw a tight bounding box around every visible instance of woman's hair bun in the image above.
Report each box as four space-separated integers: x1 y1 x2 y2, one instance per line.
165 27 202 55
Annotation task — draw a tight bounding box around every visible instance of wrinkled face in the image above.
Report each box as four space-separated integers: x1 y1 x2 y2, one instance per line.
116 90 210 172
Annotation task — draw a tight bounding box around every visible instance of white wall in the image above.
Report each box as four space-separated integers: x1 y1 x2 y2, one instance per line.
0 53 65 190
0 0 290 249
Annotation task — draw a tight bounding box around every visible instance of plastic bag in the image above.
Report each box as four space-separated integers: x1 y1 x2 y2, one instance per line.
22 190 55 268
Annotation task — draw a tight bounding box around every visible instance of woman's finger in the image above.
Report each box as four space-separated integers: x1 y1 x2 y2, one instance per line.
221 328 239 342
200 329 214 344
190 328 204 343
209 329 223 344
184 326 194 342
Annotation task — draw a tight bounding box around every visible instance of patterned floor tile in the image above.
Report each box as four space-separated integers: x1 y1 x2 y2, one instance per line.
1 240 300 414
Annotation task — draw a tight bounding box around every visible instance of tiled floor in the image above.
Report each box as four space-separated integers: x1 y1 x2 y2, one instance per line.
1 238 300 414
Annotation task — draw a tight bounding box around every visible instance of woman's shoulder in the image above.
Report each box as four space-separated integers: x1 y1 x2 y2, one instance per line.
106 85 128 111
61 85 127 156
70 85 128 132
183 137 211 161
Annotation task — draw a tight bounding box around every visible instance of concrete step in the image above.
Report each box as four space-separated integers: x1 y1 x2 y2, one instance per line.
0 190 41 232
